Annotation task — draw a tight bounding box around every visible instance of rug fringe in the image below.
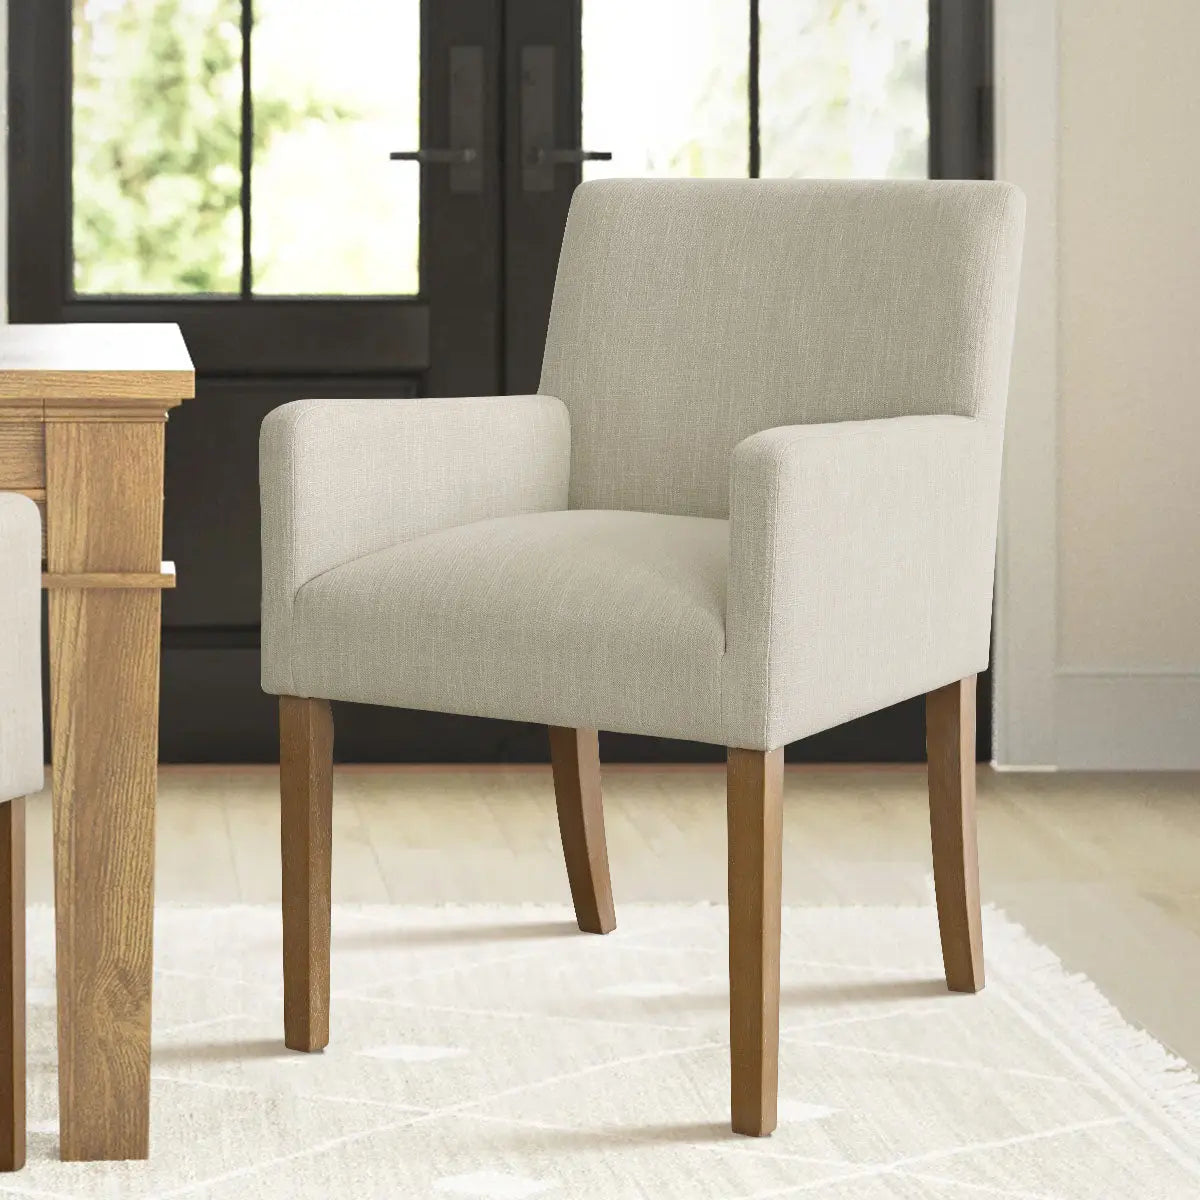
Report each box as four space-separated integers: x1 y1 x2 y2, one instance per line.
985 906 1200 1136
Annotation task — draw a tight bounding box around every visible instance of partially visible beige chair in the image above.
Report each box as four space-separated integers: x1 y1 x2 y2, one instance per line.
260 179 1025 1136
0 494 42 1170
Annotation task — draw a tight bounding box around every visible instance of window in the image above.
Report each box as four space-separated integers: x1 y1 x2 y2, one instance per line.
582 0 928 182
71 0 420 297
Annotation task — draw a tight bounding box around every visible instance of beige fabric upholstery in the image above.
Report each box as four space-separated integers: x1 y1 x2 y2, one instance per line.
293 510 728 743
541 178 1024 518
260 395 570 696
0 493 43 801
723 415 1003 749
261 180 1025 751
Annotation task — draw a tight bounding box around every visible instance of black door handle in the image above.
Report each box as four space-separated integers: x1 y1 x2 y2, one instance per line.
390 148 479 166
390 46 483 192
522 46 610 191
529 148 612 166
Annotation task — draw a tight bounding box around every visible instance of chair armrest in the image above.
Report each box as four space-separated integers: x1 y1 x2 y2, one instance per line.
260 394 570 696
722 415 1004 750
0 494 43 801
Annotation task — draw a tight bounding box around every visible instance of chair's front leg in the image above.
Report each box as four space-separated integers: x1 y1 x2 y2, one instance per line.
280 696 334 1051
548 727 615 934
927 676 984 992
727 747 783 1137
0 798 24 1171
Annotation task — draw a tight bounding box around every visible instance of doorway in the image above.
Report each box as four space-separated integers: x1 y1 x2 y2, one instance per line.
8 0 991 762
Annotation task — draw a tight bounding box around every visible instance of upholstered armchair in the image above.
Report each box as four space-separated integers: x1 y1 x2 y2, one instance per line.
0 493 41 1170
260 179 1025 1136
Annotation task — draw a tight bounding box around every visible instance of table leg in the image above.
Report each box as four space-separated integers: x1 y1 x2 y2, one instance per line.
46 420 164 1161
49 587 160 1160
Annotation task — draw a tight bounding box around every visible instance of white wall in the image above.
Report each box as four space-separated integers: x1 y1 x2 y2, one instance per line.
994 0 1200 768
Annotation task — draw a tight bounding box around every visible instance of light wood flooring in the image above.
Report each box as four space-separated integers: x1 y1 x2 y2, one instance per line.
21 765 1200 1067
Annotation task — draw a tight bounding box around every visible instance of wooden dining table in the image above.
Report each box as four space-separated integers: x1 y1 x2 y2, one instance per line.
0 323 194 1161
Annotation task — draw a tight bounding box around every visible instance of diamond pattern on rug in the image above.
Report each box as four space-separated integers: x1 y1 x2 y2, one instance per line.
433 1170 557 1198
15 904 1200 1198
599 981 690 999
360 1043 470 1063
777 1099 837 1123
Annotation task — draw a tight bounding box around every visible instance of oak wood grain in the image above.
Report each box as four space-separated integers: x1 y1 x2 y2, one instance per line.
43 562 176 590
43 408 173 424
45 421 164 572
0 325 193 406
280 696 335 1053
0 799 25 1172
927 676 984 993
47 419 164 1161
548 727 616 935
726 746 783 1137
0 421 44 489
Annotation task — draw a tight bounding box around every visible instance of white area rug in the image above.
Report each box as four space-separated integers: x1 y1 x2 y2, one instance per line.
14 904 1200 1199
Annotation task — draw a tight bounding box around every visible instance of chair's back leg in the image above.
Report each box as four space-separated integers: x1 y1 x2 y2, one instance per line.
0 797 24 1171
926 676 984 992
548 727 615 935
280 696 334 1051
727 747 783 1137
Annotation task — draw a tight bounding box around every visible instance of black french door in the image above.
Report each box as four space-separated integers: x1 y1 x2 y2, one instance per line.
9 0 991 763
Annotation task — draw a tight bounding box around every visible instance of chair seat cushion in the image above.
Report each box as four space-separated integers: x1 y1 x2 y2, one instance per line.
291 509 729 743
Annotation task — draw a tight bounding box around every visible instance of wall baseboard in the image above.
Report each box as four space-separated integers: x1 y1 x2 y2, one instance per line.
1056 671 1200 769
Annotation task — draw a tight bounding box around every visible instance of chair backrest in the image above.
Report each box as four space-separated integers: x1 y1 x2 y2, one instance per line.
539 178 1025 519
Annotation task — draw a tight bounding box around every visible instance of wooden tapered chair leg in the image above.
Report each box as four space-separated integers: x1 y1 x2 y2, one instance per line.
0 798 25 1171
280 696 334 1051
548 727 616 935
926 676 984 993
727 747 783 1137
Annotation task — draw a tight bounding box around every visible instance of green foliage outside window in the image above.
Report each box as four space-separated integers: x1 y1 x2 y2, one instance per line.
73 0 926 296
72 0 353 295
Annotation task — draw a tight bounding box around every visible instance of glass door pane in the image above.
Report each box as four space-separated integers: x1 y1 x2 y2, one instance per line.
759 0 928 178
580 1 930 186
251 0 420 295
72 0 244 295
71 0 421 298
581 0 750 180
